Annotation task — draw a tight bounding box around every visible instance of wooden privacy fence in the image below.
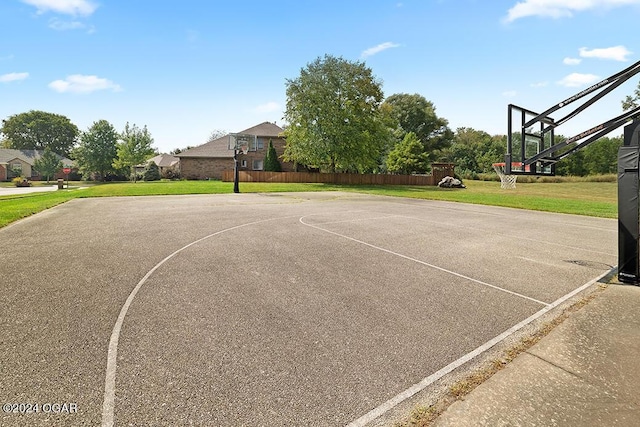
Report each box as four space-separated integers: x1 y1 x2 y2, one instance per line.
222 163 455 186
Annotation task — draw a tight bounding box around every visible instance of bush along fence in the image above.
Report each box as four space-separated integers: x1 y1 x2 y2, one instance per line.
221 163 455 186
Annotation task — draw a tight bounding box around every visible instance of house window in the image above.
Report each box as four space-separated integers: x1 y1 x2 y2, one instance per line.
252 160 264 171
241 160 247 168
257 138 265 150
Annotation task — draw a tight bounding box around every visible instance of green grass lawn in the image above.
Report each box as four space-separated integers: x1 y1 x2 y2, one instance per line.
0 179 617 229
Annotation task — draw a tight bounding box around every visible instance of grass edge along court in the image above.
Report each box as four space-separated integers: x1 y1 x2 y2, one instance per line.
0 180 617 229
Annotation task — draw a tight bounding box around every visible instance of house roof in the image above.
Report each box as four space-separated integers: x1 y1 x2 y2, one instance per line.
148 153 180 168
177 121 284 159
0 148 73 166
237 121 284 138
176 135 232 158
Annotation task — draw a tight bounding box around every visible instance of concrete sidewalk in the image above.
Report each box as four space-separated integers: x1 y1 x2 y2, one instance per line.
0 184 59 196
433 282 640 426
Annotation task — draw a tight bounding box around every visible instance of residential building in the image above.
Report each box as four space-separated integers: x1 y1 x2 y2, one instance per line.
0 149 73 181
177 122 293 180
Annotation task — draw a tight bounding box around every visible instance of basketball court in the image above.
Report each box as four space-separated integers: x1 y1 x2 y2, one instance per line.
0 192 616 426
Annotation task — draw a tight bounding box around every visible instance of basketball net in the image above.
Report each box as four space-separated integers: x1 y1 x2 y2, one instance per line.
492 163 518 189
240 143 249 155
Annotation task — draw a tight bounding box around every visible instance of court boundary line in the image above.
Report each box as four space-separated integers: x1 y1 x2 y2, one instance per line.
345 267 614 426
101 216 296 427
299 216 550 306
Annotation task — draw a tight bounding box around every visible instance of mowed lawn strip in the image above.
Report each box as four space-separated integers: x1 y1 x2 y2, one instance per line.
347 180 617 218
0 180 617 229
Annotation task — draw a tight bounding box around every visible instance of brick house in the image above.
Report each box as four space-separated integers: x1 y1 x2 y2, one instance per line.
0 149 73 181
177 122 294 180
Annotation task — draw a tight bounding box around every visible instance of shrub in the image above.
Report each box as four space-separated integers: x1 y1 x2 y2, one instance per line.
456 168 479 180
143 161 161 181
161 168 180 180
13 177 32 187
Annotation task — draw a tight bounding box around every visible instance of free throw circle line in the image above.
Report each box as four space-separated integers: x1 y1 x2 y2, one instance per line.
101 216 294 427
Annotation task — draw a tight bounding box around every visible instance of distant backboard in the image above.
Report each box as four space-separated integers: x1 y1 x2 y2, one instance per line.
506 104 555 175
228 133 257 152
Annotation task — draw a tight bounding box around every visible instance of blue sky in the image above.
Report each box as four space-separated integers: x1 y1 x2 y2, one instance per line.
1 0 638 153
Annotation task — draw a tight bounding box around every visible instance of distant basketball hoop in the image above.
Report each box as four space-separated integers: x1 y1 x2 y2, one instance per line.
228 133 256 193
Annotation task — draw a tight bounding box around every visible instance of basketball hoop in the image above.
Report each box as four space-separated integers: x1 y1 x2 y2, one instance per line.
239 143 249 155
492 162 526 189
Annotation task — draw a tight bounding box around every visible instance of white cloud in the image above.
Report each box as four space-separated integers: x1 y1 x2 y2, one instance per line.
579 45 632 61
502 90 518 97
49 17 87 30
361 42 401 59
49 74 121 94
504 0 640 23
0 72 29 83
563 57 582 65
255 102 280 113
557 72 600 87
21 0 98 16
530 81 548 87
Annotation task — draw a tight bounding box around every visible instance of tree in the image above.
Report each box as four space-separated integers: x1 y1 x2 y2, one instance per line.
622 80 640 112
207 129 228 143
381 93 454 159
556 135 621 176
143 161 161 181
283 54 389 172
582 136 622 175
113 123 156 182
171 146 195 155
1 110 78 156
263 139 282 172
73 120 119 181
439 128 505 177
33 148 63 183
386 132 431 174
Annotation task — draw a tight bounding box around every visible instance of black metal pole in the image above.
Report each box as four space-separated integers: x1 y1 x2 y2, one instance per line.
233 149 240 193
618 119 640 283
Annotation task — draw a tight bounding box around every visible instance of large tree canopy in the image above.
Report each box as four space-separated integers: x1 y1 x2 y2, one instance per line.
381 93 453 158
283 54 390 172
439 127 505 175
1 110 79 157
74 120 119 181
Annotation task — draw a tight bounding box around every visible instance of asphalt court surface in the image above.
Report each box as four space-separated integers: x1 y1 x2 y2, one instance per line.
0 191 617 426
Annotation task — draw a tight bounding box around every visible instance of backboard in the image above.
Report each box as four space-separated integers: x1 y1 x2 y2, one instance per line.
228 133 257 154
506 104 555 175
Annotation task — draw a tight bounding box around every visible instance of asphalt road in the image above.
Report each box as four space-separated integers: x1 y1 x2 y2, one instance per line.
0 192 617 426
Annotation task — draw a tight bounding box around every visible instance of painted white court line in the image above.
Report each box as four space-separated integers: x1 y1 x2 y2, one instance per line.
101 216 295 427
299 216 550 307
345 268 614 426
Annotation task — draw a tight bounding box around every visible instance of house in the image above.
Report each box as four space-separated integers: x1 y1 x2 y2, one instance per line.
177 122 294 180
0 149 73 181
135 153 180 177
